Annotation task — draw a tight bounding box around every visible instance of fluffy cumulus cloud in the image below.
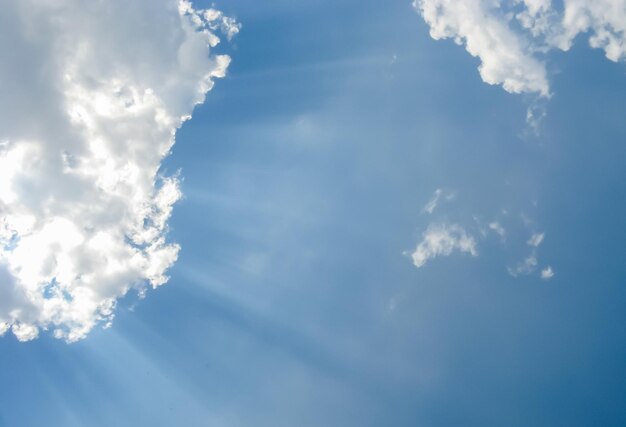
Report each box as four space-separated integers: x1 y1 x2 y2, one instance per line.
410 224 478 268
0 0 238 342
414 0 626 96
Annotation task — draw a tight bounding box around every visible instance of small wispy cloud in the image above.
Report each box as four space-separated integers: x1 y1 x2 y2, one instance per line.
423 188 454 214
488 221 506 239
508 231 550 278
541 266 555 280
508 255 538 277
410 193 554 279
527 232 545 248
409 223 478 268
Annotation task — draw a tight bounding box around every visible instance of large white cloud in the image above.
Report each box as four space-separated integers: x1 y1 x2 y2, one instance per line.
0 0 238 342
414 0 626 96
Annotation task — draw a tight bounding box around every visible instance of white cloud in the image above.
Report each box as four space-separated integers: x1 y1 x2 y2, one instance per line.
414 0 626 96
414 0 550 96
423 188 454 214
508 255 538 277
423 189 443 214
508 231 548 277
527 232 545 247
410 203 554 279
410 223 478 268
0 0 235 342
541 266 555 279
202 8 242 41
489 221 506 239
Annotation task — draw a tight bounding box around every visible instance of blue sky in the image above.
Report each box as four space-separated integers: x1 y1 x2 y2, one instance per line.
1 0 626 426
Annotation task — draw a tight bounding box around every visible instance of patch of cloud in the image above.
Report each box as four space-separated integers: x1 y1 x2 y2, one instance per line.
200 7 242 41
414 0 626 97
525 98 548 133
488 221 506 239
410 223 478 268
410 191 553 279
508 254 538 277
423 188 455 214
541 266 555 280
0 0 236 342
508 231 550 278
527 232 545 247
414 0 550 96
